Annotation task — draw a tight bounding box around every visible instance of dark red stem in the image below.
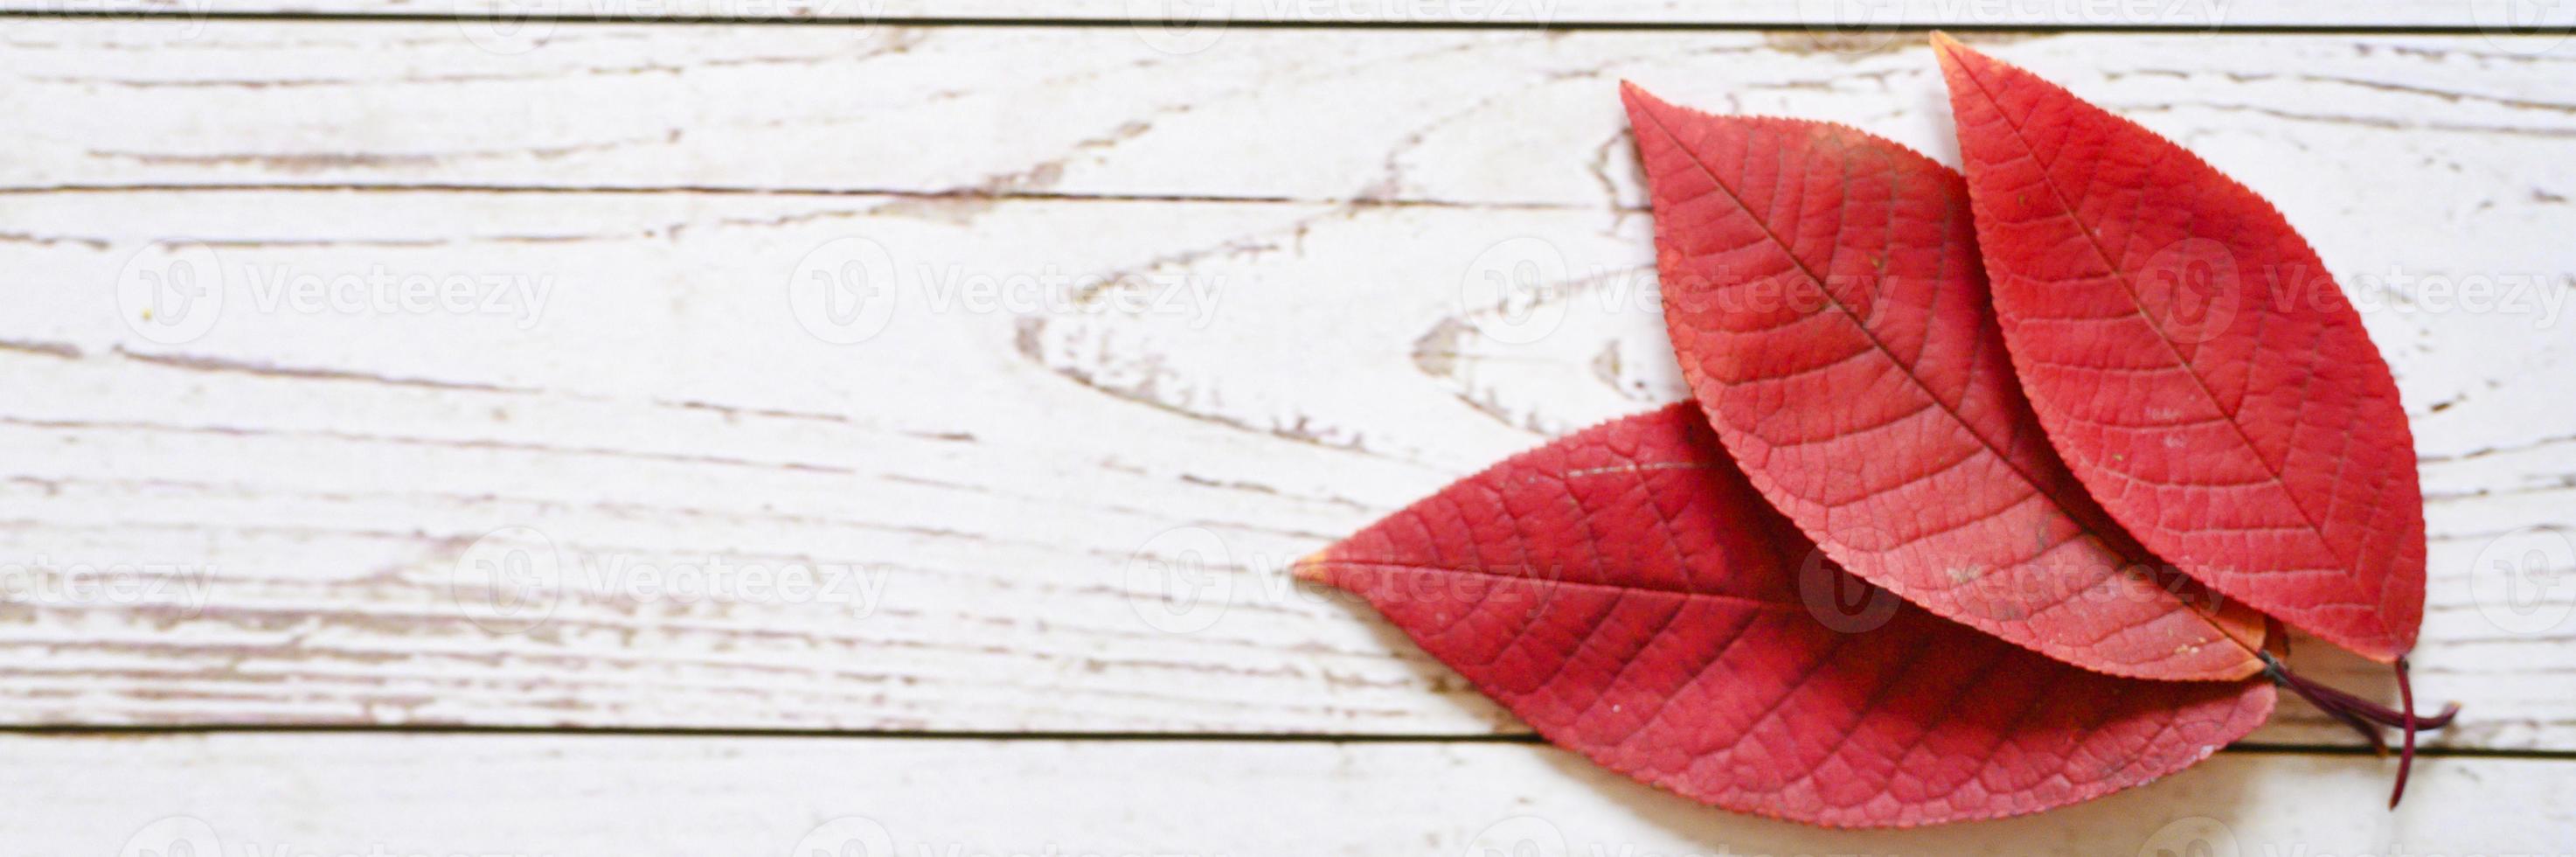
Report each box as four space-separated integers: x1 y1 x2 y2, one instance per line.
2392 657 2418 809
2256 651 2460 808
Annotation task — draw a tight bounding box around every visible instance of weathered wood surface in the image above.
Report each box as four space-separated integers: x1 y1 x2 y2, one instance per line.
9 733 2576 855
3 0 2563 27
1 24 2571 755
7 25 2575 202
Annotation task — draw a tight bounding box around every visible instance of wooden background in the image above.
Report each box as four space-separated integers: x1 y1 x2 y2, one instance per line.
3 2 2574 854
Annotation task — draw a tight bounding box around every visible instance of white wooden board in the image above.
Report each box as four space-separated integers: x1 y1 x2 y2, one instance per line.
4 0 2564 27
4 732 2572 854
3 24 2573 749
5 26 2573 201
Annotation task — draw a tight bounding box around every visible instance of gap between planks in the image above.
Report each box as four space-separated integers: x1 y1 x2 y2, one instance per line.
4 724 2570 762
0 183 1582 213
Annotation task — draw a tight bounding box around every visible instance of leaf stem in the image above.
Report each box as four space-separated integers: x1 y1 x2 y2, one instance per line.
2393 657 2418 809
2255 651 2460 808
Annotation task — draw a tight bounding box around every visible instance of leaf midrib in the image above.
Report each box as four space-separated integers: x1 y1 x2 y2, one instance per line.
1943 52 2386 643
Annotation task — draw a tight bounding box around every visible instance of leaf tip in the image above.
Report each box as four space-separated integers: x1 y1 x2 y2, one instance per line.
1616 80 1666 121
1288 551 1336 585
1927 31 1977 76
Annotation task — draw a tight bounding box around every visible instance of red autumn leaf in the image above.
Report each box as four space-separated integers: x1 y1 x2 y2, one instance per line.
1621 84 2268 681
1932 35 2426 662
1296 403 2275 827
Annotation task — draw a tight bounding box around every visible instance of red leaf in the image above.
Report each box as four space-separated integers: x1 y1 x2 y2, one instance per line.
1297 404 2275 827
1933 35 2426 660
1622 84 2267 681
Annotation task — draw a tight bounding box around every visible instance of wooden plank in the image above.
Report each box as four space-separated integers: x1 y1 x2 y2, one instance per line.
3 26 2573 202
2 185 2570 745
2 24 2570 742
2 0 2557 27
3 732 2572 854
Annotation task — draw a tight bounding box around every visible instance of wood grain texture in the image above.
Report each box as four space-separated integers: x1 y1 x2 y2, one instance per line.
7 25 2576 201
0 0 2555 26
2 24 2572 751
6 732 2575 855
